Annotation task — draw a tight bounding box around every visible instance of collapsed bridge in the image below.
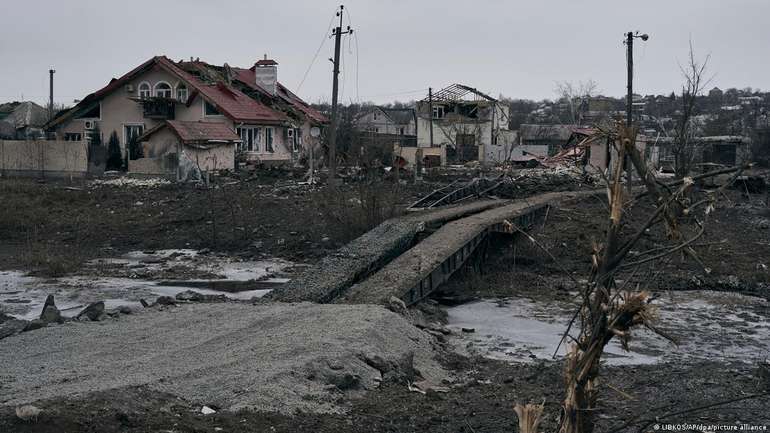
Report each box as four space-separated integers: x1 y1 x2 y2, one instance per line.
269 190 599 306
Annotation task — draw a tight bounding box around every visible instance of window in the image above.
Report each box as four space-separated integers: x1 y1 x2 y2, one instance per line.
399 127 405 135
432 105 445 119
63 132 82 141
294 128 302 152
138 82 151 99
375 127 379 133
154 82 172 98
373 111 378 120
204 100 221 116
176 84 188 103
265 127 274 153
236 126 261 152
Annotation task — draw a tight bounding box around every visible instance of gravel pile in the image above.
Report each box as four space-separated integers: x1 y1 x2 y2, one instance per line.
0 302 446 413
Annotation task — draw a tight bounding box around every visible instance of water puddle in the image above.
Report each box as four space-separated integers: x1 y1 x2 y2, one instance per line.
445 291 770 365
1 250 295 320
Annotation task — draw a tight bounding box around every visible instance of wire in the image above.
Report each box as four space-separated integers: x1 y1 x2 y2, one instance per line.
344 6 360 103
296 12 336 93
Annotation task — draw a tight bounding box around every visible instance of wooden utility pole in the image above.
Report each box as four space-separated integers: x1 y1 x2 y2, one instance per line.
327 5 353 185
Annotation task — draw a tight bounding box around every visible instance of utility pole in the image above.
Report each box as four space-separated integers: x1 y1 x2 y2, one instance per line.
48 69 56 122
327 5 353 185
428 87 434 148
624 31 648 184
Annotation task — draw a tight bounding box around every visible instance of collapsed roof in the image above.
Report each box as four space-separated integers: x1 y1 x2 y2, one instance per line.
421 84 497 103
46 55 326 129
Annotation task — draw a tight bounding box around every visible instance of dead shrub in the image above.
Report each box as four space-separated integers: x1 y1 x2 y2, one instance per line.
314 181 402 243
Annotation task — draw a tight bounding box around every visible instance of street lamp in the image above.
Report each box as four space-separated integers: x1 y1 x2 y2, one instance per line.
625 32 650 127
622 31 649 185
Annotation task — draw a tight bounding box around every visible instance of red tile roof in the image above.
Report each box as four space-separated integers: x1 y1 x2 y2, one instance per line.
47 56 287 128
157 57 287 124
165 120 240 143
233 67 328 124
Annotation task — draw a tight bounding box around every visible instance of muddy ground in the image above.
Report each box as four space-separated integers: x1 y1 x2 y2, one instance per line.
0 176 436 275
2 175 770 432
438 187 770 303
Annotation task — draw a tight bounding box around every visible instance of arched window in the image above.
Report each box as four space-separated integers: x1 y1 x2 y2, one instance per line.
154 82 172 98
176 83 188 103
138 82 151 99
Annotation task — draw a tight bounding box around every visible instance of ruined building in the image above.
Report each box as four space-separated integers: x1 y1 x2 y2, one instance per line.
410 84 516 167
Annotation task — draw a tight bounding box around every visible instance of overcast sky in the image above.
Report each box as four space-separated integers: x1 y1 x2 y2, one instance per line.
2 0 769 107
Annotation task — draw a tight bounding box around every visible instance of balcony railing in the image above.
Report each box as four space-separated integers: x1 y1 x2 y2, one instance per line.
140 98 176 120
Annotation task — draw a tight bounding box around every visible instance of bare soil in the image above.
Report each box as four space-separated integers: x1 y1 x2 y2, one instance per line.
2 177 769 432
0 176 435 274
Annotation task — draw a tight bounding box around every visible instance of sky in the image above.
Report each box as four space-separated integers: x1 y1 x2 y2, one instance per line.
2 0 769 108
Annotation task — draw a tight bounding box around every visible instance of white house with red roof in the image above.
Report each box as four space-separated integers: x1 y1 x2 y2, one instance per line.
46 55 327 175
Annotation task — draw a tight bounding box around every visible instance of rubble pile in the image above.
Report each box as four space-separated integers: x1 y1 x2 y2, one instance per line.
491 168 595 199
90 177 172 188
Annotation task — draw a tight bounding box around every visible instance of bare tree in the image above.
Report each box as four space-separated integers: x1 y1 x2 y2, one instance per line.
672 40 712 178
513 123 747 433
555 80 600 124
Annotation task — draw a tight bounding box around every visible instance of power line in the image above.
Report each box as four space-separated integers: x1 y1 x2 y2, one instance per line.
359 88 429 100
296 13 336 93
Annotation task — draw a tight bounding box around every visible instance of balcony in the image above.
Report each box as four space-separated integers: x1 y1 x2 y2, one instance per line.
139 97 176 120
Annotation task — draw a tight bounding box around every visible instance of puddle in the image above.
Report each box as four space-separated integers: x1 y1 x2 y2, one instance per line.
445 291 770 365
1 251 294 320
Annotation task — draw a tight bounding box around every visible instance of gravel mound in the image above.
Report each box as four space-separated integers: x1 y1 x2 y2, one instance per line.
0 303 446 413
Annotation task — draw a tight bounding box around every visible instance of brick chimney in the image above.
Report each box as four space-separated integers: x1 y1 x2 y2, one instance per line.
254 54 278 96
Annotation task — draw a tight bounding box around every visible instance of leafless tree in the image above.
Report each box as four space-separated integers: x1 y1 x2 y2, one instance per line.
555 80 600 124
513 123 748 433
672 40 712 178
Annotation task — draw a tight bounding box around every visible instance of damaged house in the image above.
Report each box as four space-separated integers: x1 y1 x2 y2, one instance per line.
410 84 515 167
353 106 417 166
45 55 326 176
0 101 49 140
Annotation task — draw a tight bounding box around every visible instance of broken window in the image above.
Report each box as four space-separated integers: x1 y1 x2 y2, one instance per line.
287 128 302 152
176 84 188 103
265 127 274 152
154 82 173 98
204 101 221 116
63 132 82 141
237 126 261 152
138 82 151 99
432 105 444 119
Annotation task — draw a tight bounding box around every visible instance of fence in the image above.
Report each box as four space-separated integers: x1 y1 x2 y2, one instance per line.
0 140 88 178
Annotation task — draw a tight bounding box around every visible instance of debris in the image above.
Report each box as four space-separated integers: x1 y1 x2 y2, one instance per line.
15 405 42 422
77 301 106 321
0 319 29 340
40 295 63 324
387 296 408 315
201 406 216 415
90 178 171 188
23 319 47 332
155 296 177 306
